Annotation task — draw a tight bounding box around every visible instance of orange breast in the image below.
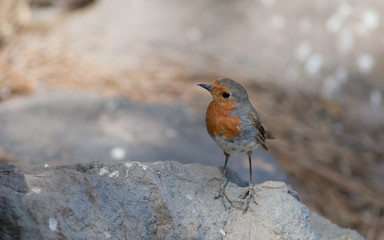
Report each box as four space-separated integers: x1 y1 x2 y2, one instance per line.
205 101 241 139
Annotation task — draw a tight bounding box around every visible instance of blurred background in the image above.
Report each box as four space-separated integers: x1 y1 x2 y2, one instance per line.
1 0 383 239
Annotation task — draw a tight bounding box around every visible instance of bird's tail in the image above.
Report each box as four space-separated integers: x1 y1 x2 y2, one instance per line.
265 130 277 140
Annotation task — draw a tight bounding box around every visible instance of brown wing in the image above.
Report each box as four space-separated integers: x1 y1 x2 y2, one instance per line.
248 110 276 151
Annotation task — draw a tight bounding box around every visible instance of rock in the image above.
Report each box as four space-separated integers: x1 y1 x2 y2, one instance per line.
0 161 364 240
310 212 365 240
0 91 287 184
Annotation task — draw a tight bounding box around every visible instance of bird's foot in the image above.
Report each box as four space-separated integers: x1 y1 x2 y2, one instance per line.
239 186 258 214
215 188 233 211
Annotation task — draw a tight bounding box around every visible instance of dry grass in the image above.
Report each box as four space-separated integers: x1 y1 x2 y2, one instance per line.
247 83 384 240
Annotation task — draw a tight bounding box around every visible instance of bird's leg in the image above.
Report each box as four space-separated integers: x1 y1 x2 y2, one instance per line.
240 151 258 214
215 152 232 211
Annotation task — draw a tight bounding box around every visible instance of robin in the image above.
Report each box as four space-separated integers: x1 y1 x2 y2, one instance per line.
198 78 275 213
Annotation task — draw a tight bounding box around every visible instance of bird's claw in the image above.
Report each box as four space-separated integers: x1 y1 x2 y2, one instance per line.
239 187 258 214
215 189 233 211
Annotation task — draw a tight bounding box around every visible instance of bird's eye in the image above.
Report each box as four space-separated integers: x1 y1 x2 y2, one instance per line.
222 92 231 98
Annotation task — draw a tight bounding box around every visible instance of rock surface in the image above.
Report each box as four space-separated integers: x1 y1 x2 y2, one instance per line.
0 91 286 183
0 161 364 240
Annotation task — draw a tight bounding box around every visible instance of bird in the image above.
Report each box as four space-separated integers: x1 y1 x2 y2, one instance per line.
198 78 275 213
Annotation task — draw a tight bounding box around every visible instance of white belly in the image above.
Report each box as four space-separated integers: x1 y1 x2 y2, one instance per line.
213 136 259 154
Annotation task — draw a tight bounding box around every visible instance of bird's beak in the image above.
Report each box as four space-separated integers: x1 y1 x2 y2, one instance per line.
198 84 212 92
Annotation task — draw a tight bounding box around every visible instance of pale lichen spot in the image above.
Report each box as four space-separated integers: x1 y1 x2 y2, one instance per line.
125 162 148 170
48 217 58 232
108 170 119 178
104 230 111 239
125 162 133 168
99 167 109 176
185 194 193 200
138 163 148 170
31 187 41 194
